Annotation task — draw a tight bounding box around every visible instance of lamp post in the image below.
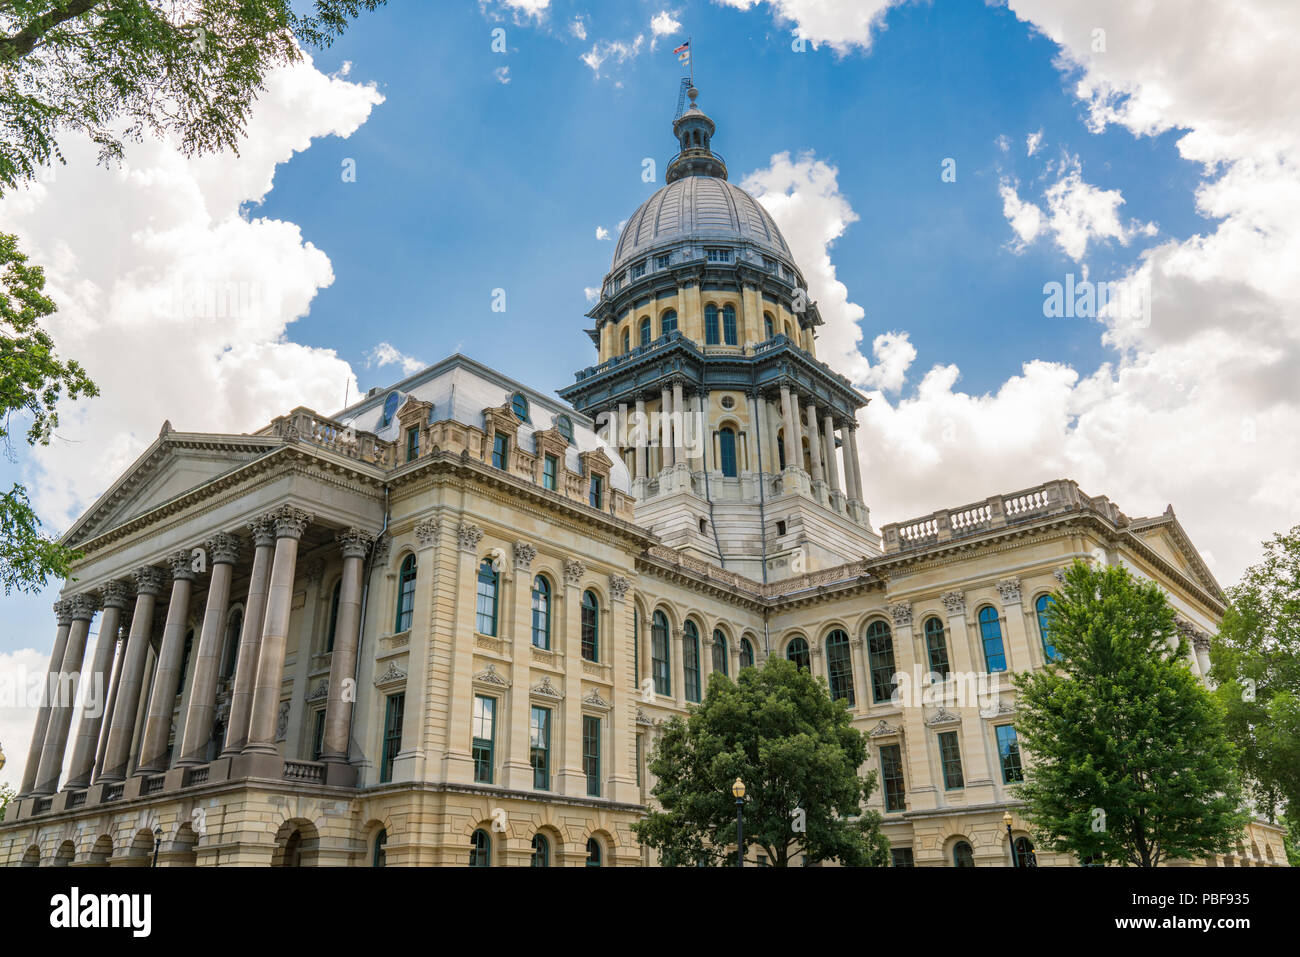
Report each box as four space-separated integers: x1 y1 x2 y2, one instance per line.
1003 811 1017 868
732 778 746 868
152 826 163 868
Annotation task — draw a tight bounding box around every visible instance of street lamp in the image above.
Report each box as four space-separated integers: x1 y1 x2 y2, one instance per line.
732 778 746 868
1003 811 1017 868
152 827 163 868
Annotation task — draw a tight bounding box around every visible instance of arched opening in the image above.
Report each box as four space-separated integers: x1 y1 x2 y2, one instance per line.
273 819 319 867
531 575 552 650
621 327 630 354
476 559 499 636
953 841 975 868
722 304 737 345
739 636 755 669
373 828 388 867
866 620 897 703
1013 836 1037 868
54 840 75 867
682 620 702 703
531 833 550 867
711 629 728 676
660 309 677 336
718 427 738 477
704 304 720 345
825 629 855 705
395 554 417 632
21 845 40 867
651 610 671 696
581 589 599 661
585 837 603 867
639 316 652 346
978 606 1007 672
90 835 114 865
469 828 492 867
786 635 810 671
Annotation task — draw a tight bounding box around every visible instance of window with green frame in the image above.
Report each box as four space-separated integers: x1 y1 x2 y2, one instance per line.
580 589 599 661
879 743 905 811
1035 594 1057 661
472 694 496 784
405 426 419 462
510 392 529 422
786 635 810 670
582 715 601 797
372 829 387 867
867 619 897 703
825 630 856 705
475 559 498 635
682 620 702 702
704 303 720 344
938 730 965 789
589 473 603 509
891 847 915 867
530 705 551 790
542 454 558 490
651 610 671 696
632 608 640 686
491 431 509 469
556 414 574 444
660 309 677 335
996 724 1023 783
722 304 737 344
923 616 950 679
718 427 738 477
531 575 551 649
585 838 602 866
739 637 755 669
469 828 491 867
711 629 728 676
395 554 416 632
978 605 1007 672
530 833 549 867
380 693 404 783
952 841 974 867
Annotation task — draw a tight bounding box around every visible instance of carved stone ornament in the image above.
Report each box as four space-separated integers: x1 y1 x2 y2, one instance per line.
582 689 611 710
53 599 75 626
457 522 484 552
1053 568 1067 583
889 602 913 627
1193 632 1212 653
338 527 375 560
100 579 132 611
372 534 392 567
374 662 408 688
275 701 291 741
207 532 242 567
414 519 440 548
530 676 563 699
473 663 510 687
268 504 313 540
133 565 166 596
940 590 966 616
636 708 654 726
69 593 100 620
564 559 586 585
925 708 961 728
868 720 900 738
168 549 197 581
513 540 537 569
306 680 329 702
996 578 1022 605
247 517 276 549
608 575 631 601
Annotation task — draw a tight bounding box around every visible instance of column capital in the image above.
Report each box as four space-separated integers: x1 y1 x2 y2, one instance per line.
339 526 376 559
563 558 586 586
513 540 537 569
247 516 276 548
457 521 484 552
266 504 313 540
168 549 197 581
414 519 440 548
101 579 133 611
207 531 242 566
996 578 1023 605
132 565 166 596
941 590 966 617
53 599 75 626
68 592 100 620
889 601 914 628
608 574 631 601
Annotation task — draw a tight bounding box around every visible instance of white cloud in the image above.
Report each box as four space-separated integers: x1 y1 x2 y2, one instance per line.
367 342 426 377
0 648 49 790
651 11 683 45
595 226 611 240
581 35 645 77
494 66 511 84
570 17 587 41
584 286 601 303
1027 129 1044 156
0 53 384 529
716 0 906 54
999 178 1045 248
501 0 550 17
995 134 1011 154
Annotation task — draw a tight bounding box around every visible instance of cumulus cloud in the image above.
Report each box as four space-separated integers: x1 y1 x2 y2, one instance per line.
494 65 511 84
570 17 587 40
581 35 645 78
368 342 426 376
651 11 683 47
584 286 601 303
717 0 906 53
1027 129 1044 156
999 178 1045 248
595 226 611 240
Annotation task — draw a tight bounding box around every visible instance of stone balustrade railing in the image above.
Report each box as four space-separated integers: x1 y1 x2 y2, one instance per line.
268 408 393 467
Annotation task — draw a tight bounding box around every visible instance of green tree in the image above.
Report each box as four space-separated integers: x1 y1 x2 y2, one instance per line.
1 231 97 593
1210 527 1300 822
1013 559 1248 867
633 657 890 866
0 781 14 821
0 0 386 191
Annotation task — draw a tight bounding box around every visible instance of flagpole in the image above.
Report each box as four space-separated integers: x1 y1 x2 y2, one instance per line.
689 35 694 86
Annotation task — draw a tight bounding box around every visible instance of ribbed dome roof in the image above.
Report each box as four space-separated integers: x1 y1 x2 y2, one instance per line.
610 176 792 277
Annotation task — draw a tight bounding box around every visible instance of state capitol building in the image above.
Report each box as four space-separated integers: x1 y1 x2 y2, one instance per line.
2 88 1286 867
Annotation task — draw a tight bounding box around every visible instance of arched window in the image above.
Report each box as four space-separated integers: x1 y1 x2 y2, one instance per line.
660 309 677 336
978 606 1006 672
923 617 950 679
531 576 551 650
739 637 755 669
711 629 728 676
556 414 574 444
825 630 855 705
531 833 550 867
718 427 738 477
639 316 652 346
683 620 702 703
764 312 775 339
786 635 810 671
372 829 387 867
470 829 491 867
476 559 499 636
511 392 530 422
722 304 738 345
784 321 793 339
867 620 897 703
704 304 720 345
326 580 342 653
395 555 417 632
1014 836 1036 868
1036 594 1057 661
586 838 602 867
621 328 630 354
581 590 599 661
953 841 975 868
652 611 671 696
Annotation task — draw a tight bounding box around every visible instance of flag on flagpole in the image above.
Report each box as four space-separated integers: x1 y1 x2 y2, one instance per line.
673 40 690 54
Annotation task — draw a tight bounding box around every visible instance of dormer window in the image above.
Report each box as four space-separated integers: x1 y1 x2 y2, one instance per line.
405 427 419 462
631 260 646 279
655 253 671 269
511 392 530 423
763 257 777 272
556 414 574 445
706 247 731 263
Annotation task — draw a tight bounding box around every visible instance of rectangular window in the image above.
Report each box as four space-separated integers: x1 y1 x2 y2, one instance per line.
405 427 419 462
706 247 731 262
635 734 644 787
543 454 558 490
880 743 905 812
311 708 326 761
589 474 604 509
891 847 915 867
655 253 671 269
631 260 646 278
492 432 509 470
530 705 551 790
583 715 601 797
472 695 496 784
996 724 1023 783
380 693 405 783
938 731 965 790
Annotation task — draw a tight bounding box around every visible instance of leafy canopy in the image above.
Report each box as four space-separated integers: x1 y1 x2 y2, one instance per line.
633 656 889 866
1013 559 1248 866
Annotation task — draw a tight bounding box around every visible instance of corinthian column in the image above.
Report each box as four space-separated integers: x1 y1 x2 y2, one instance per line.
660 386 674 468
64 581 131 788
176 533 241 765
32 594 99 794
99 567 165 782
806 403 825 484
780 384 799 471
320 527 373 766
844 424 864 502
19 600 74 796
244 505 312 754
672 378 685 463
221 518 275 756
634 396 647 479
823 413 843 495
136 551 198 773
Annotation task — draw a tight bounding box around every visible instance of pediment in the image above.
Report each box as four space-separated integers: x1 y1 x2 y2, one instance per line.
1127 509 1222 598
64 428 277 547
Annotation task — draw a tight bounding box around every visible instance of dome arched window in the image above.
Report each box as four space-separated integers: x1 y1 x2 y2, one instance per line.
704 304 720 345
722 304 737 345
639 317 652 347
660 309 677 336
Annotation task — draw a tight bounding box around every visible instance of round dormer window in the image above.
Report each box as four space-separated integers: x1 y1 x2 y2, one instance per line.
720 395 736 410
